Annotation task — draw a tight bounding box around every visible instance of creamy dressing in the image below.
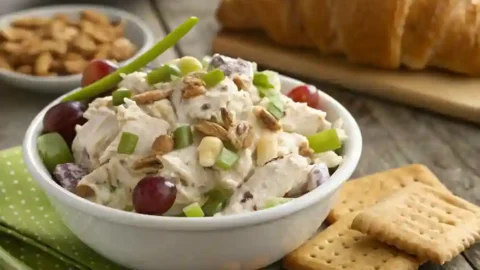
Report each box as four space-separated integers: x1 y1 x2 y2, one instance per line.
71 54 347 215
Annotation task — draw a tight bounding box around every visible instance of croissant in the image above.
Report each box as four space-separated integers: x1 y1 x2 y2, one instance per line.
216 0 480 76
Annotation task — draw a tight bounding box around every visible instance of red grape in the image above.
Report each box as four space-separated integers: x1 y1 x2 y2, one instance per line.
286 85 321 109
43 101 87 146
133 176 177 215
81 59 118 87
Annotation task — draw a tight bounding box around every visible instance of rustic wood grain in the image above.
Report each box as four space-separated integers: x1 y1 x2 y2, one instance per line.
0 0 178 150
156 1 480 269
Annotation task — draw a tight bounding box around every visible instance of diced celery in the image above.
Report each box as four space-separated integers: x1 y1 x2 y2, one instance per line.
307 129 341 153
146 64 181 85
117 132 139 154
174 125 193 149
267 101 284 120
253 72 274 89
264 197 292 209
183 202 205 217
112 89 132 106
202 69 225 87
215 147 239 170
269 94 284 111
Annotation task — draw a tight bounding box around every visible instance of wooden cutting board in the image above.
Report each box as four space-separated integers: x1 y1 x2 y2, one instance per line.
212 31 480 124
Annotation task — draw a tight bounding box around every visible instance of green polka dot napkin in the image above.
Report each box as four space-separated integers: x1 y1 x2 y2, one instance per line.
0 146 128 270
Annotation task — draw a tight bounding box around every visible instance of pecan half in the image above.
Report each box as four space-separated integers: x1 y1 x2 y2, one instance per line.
182 76 207 99
133 155 162 171
299 142 315 158
132 89 173 104
221 107 234 129
255 107 282 131
228 122 254 150
151 134 174 155
195 120 229 141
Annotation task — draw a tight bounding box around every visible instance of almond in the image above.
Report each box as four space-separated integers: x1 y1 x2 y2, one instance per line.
132 89 174 104
182 76 207 99
255 107 282 131
221 107 234 128
133 155 162 171
195 120 229 141
151 135 174 155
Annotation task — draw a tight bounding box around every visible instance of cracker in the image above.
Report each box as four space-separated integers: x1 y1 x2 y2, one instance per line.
328 164 448 223
351 183 480 265
283 214 420 270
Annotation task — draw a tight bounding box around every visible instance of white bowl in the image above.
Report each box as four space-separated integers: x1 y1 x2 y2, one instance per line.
0 5 155 94
23 75 362 270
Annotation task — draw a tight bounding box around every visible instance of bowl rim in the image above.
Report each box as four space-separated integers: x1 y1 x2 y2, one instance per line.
0 4 155 82
23 74 362 231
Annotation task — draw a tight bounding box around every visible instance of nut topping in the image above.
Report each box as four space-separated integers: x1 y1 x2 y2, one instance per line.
195 120 229 141
132 89 174 104
299 142 315 158
228 122 254 150
255 107 282 131
182 76 207 99
233 76 247 90
221 107 234 129
133 155 163 171
151 135 174 155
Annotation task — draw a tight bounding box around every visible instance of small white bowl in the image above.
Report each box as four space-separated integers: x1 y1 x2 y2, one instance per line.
23 75 362 270
0 5 155 94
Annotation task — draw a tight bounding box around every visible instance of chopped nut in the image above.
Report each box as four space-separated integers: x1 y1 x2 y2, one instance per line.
41 40 68 56
195 120 229 141
182 76 207 99
1 27 35 41
34 51 53 76
221 108 234 128
93 43 111 59
12 17 51 28
0 54 12 70
112 20 126 38
75 184 95 198
111 37 137 61
132 89 174 104
64 58 88 74
133 155 162 171
227 122 254 150
299 142 315 158
2 42 25 54
151 135 174 155
233 76 247 90
81 10 111 25
65 52 84 61
71 34 97 55
51 23 78 42
16 65 32 75
256 132 279 166
50 59 63 73
255 107 282 131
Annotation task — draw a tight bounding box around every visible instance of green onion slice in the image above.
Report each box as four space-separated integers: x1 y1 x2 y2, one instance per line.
37 133 74 173
174 125 193 149
264 197 293 209
112 89 132 106
253 72 274 89
117 132 139 154
146 64 181 85
62 17 199 102
307 129 341 153
215 147 239 170
183 202 205 217
202 69 225 87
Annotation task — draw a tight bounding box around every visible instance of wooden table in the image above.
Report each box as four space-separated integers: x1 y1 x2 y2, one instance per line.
0 0 479 269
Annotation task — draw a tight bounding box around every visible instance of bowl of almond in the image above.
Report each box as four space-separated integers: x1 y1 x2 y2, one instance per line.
0 5 155 93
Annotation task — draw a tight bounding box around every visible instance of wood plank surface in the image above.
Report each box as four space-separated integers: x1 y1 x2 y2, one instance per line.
0 0 178 150
155 1 480 269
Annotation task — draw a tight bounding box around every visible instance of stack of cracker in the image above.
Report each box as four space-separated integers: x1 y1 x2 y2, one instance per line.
284 164 480 270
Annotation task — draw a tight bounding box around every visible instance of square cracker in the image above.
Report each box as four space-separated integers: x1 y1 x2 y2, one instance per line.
351 183 480 265
283 214 420 270
328 164 448 223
